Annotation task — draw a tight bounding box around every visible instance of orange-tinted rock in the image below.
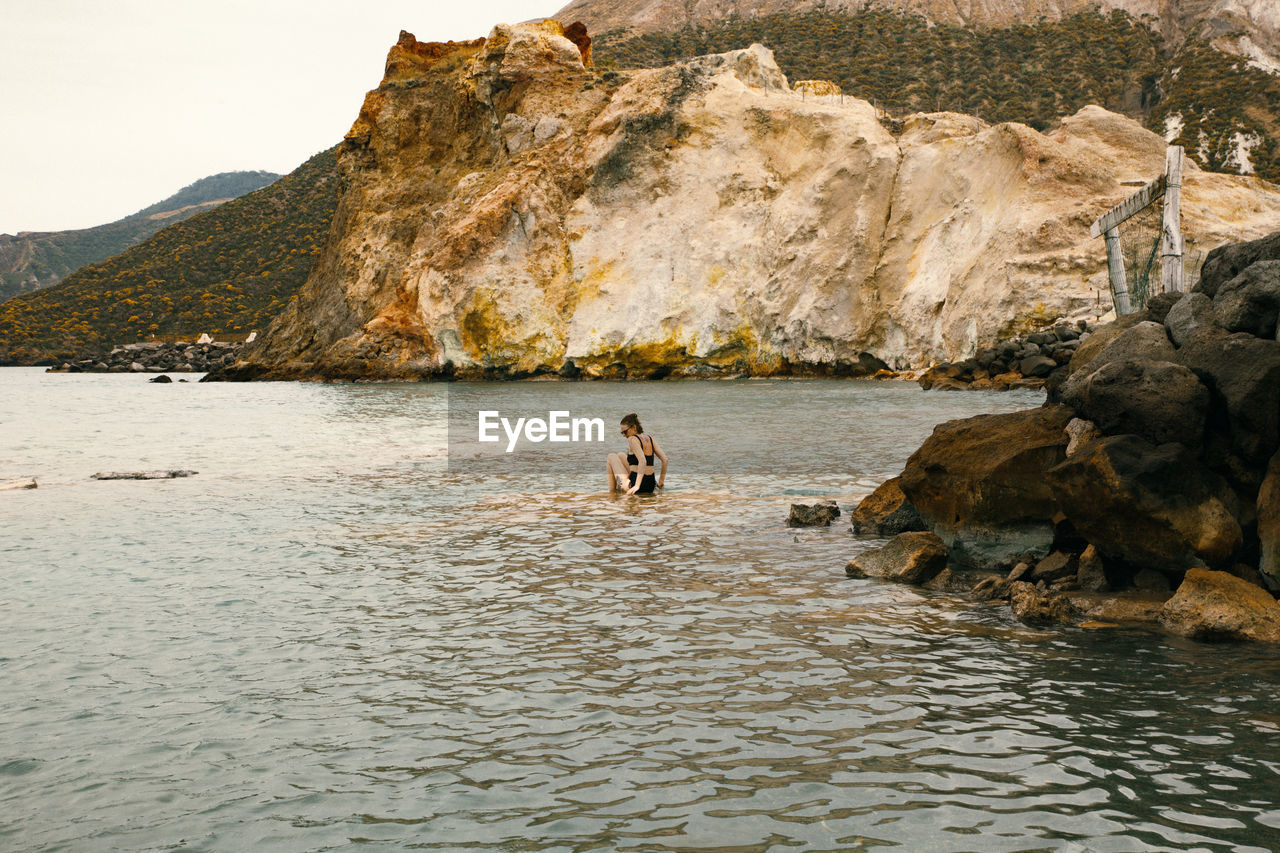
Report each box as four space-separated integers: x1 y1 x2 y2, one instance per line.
384 31 486 82
562 21 592 66
849 476 924 538
845 531 947 585
899 405 1073 568
1160 568 1280 644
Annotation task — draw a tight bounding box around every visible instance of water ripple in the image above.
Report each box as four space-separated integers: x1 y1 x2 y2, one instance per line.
3 370 1280 851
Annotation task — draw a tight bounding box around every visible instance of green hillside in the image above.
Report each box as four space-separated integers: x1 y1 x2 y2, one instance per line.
595 8 1280 181
0 170 281 303
0 149 338 365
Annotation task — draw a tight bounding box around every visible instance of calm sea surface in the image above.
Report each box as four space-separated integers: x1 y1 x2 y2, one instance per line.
2 367 1279 852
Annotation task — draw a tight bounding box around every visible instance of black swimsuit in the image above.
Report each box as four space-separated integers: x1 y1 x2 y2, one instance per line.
626 434 657 494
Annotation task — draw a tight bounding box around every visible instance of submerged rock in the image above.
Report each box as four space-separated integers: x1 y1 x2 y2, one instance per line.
91 470 198 480
845 531 947 585
1 479 38 490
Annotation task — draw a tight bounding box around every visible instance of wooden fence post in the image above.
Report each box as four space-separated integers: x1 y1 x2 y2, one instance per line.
1161 145 1184 293
1104 227 1132 315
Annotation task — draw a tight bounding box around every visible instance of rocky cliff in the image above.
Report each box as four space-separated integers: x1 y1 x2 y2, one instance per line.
554 0 1280 72
849 230 1280 643
217 22 1280 381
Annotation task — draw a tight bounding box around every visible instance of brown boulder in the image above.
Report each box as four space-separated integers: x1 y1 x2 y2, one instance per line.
788 501 840 527
845 532 948 585
1160 568 1280 644
1031 551 1078 583
1212 261 1280 338
1176 331 1280 471
849 477 925 538
1009 581 1077 625
1048 434 1243 572
1068 319 1174 376
1196 230 1280 299
1059 358 1208 447
899 405 1073 568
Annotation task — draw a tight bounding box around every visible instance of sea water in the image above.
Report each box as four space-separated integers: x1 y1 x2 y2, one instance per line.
2 367 1278 851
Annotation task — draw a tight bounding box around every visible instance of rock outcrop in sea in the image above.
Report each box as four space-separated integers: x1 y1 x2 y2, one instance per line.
850 230 1280 644
209 21 1280 382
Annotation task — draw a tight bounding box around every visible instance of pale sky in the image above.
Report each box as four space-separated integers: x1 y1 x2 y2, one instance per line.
0 1 564 236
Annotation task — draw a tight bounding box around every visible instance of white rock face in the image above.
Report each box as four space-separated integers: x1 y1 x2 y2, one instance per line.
236 28 1280 380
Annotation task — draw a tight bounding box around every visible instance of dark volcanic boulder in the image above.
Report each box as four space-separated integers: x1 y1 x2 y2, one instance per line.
1196 230 1280 299
1160 568 1280 644
1144 291 1183 324
788 501 840 527
849 477 925 537
1164 292 1217 347
1212 261 1280 338
900 405 1073 568
1059 358 1208 447
1176 331 1280 468
845 531 948 585
1068 320 1175 378
1048 435 1242 573
1259 450 1280 591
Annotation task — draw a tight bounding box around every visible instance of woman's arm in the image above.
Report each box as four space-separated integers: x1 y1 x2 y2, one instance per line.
652 437 668 489
625 435 644 494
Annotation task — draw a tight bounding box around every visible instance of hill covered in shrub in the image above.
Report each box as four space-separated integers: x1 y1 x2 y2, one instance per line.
0 150 338 365
594 8 1280 181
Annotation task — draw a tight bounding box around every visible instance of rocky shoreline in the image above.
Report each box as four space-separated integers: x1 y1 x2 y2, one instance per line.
842 230 1280 645
44 341 243 374
917 322 1093 392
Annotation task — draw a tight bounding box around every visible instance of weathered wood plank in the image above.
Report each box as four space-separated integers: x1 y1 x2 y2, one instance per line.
1090 174 1167 238
1161 146 1185 293
1105 226 1133 315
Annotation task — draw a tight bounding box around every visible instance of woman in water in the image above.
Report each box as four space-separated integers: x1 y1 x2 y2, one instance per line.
607 413 667 495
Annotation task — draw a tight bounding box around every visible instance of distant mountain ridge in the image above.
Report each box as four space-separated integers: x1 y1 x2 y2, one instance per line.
0 170 281 303
0 152 336 365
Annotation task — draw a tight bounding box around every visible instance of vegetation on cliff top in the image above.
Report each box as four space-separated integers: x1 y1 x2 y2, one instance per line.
0 170 281 304
0 150 338 365
594 8 1280 181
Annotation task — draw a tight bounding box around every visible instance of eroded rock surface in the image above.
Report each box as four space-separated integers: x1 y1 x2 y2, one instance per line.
214 23 1280 381
854 230 1280 641
848 477 924 537
845 531 947 585
899 405 1073 568
1161 568 1280 643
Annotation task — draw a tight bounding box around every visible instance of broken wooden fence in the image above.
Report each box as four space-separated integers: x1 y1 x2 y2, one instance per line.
1089 145 1184 315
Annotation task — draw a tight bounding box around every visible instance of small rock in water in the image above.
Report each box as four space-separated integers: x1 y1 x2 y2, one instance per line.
1009 581 1076 625
149 374 173 383
1 478 38 490
91 470 198 480
788 501 840 527
845 531 947 585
